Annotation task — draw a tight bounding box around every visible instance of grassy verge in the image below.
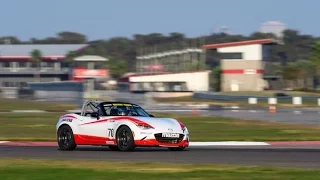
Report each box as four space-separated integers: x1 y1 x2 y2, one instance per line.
0 98 76 111
2 113 320 141
1 158 320 180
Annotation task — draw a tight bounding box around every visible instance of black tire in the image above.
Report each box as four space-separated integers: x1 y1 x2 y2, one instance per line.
116 126 135 151
57 125 77 151
108 145 120 151
168 147 185 151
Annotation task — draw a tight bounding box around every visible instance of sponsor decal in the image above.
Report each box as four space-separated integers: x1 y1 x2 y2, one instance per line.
105 141 115 145
162 133 179 138
140 132 151 134
61 118 73 122
112 103 132 106
108 128 114 138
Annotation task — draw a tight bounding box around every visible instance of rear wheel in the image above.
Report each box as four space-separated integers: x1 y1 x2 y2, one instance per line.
57 125 77 151
116 126 135 151
168 147 185 151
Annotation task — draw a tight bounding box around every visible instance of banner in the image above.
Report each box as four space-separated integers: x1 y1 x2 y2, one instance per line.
73 68 109 78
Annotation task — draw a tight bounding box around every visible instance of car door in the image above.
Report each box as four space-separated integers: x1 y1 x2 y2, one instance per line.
76 104 112 145
79 115 112 145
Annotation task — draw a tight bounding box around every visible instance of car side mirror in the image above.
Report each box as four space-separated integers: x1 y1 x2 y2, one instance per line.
149 114 155 117
91 112 100 120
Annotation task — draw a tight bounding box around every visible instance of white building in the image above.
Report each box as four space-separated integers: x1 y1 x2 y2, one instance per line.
202 39 282 91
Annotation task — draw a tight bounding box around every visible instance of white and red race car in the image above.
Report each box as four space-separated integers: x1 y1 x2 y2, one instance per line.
56 100 189 151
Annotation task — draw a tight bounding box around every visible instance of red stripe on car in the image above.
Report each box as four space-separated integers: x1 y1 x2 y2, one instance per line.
60 115 76 119
79 116 154 128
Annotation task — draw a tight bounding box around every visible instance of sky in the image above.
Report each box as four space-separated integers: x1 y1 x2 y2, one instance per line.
0 0 318 41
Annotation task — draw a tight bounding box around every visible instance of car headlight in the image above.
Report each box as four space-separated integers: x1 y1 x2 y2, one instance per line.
178 121 187 133
136 123 154 130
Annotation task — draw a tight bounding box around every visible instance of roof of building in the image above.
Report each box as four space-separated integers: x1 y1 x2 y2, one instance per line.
0 44 88 60
74 55 108 61
202 39 281 50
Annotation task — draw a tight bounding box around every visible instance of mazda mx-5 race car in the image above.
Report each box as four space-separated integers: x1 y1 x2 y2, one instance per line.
56 100 189 151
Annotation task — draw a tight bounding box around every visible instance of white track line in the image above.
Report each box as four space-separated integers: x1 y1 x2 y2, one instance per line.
189 142 270 146
12 110 46 113
0 141 270 146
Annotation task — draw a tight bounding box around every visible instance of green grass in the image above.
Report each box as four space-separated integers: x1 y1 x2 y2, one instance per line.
2 113 320 141
0 98 76 111
1 158 320 180
0 113 59 141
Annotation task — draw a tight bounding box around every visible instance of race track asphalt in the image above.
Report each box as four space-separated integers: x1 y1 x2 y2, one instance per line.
1 145 320 169
2 105 320 169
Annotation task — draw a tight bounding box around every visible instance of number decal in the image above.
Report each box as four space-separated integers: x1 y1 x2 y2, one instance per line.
108 128 114 137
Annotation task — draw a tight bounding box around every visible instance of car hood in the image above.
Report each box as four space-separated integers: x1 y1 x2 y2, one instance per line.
132 116 182 131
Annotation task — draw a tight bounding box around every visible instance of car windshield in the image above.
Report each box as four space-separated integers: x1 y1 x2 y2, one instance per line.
102 103 150 117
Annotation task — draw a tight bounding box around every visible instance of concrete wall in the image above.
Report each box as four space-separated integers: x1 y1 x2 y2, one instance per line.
129 71 210 91
221 60 262 69
222 74 265 91
28 81 84 108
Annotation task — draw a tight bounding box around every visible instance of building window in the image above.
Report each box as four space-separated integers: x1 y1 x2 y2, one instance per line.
219 52 243 59
19 82 28 87
262 45 271 61
3 62 11 68
18 62 27 68
3 82 15 87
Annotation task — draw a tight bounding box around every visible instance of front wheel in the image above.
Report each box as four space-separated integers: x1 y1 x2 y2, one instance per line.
116 126 135 151
57 125 77 151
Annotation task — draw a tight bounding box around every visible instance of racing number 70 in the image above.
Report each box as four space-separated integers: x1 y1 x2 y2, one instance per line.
108 128 114 137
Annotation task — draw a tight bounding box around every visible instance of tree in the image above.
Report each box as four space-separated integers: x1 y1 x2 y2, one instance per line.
82 47 95 55
250 32 277 40
30 49 43 82
281 62 300 88
107 57 129 79
310 41 320 88
210 66 221 91
0 36 21 44
295 60 316 88
65 51 77 80
57 31 87 44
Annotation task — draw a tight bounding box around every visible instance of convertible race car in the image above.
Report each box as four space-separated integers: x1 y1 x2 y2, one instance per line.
56 100 189 151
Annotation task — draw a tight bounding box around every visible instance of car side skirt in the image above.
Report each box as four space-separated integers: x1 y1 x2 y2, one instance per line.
71 134 189 147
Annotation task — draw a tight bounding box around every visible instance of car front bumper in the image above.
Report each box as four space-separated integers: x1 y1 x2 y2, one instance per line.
134 132 189 147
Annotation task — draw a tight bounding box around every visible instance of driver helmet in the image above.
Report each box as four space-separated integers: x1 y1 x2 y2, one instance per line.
118 108 127 116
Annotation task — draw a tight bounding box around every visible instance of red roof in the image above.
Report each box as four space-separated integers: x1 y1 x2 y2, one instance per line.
202 39 280 49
